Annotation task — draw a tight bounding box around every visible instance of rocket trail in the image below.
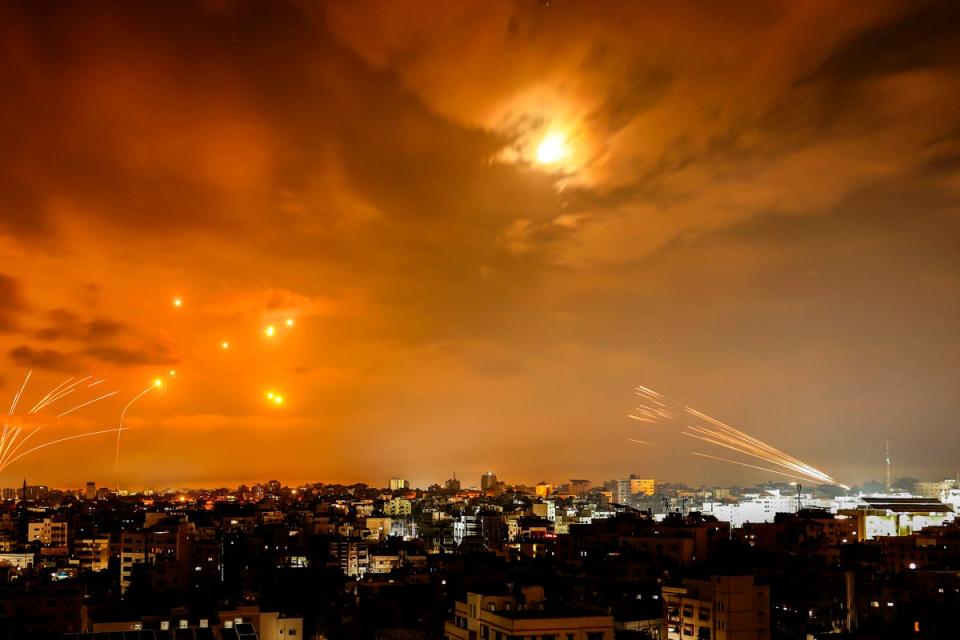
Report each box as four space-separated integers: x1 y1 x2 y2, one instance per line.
57 390 119 418
115 383 158 487
1 428 128 472
630 384 844 487
690 451 816 484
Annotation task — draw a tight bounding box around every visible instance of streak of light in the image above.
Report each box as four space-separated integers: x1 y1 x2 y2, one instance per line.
30 376 93 413
682 429 831 485
2 428 128 471
115 383 158 485
56 390 119 418
690 451 816 484
9 370 31 415
630 385 844 487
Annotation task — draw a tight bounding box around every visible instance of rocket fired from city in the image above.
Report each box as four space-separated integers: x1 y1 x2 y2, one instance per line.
630 385 849 490
0 370 158 474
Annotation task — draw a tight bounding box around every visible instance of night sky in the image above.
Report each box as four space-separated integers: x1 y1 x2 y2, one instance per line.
1 1 958 489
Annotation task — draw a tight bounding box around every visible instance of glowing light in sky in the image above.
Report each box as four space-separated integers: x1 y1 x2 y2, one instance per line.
536 133 568 165
169 370 176 377
285 318 294 327
221 341 230 350
264 325 275 337
153 378 163 388
266 391 284 405
172 297 183 307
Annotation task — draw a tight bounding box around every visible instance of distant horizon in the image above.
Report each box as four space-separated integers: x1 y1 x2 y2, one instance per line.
5 474 950 495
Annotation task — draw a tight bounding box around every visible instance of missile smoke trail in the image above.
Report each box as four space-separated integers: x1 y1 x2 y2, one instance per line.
630 385 845 487
115 381 160 487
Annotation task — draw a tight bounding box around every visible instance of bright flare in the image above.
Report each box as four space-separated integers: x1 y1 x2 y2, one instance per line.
264 325 275 337
221 341 230 349
172 298 182 307
153 378 163 388
536 133 568 165
285 318 294 327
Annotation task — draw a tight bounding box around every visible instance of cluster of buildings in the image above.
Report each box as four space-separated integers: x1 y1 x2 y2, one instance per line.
0 473 958 639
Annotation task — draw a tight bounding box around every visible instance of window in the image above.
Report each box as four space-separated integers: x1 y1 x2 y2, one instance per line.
587 634 604 640
481 625 489 639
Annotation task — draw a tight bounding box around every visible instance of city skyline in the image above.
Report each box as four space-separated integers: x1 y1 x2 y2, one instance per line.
1 1 959 488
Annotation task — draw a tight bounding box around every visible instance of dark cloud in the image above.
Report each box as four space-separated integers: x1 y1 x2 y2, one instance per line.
803 1 960 85
0 274 26 333
83 340 179 367
8 345 81 372
34 308 126 342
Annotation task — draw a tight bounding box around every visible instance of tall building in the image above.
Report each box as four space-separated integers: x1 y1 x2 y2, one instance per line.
663 574 770 640
389 477 410 491
330 540 368 577
569 479 592 496
384 497 412 516
481 472 498 491
27 518 68 550
73 537 110 572
630 476 656 496
444 473 461 491
84 481 96 500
